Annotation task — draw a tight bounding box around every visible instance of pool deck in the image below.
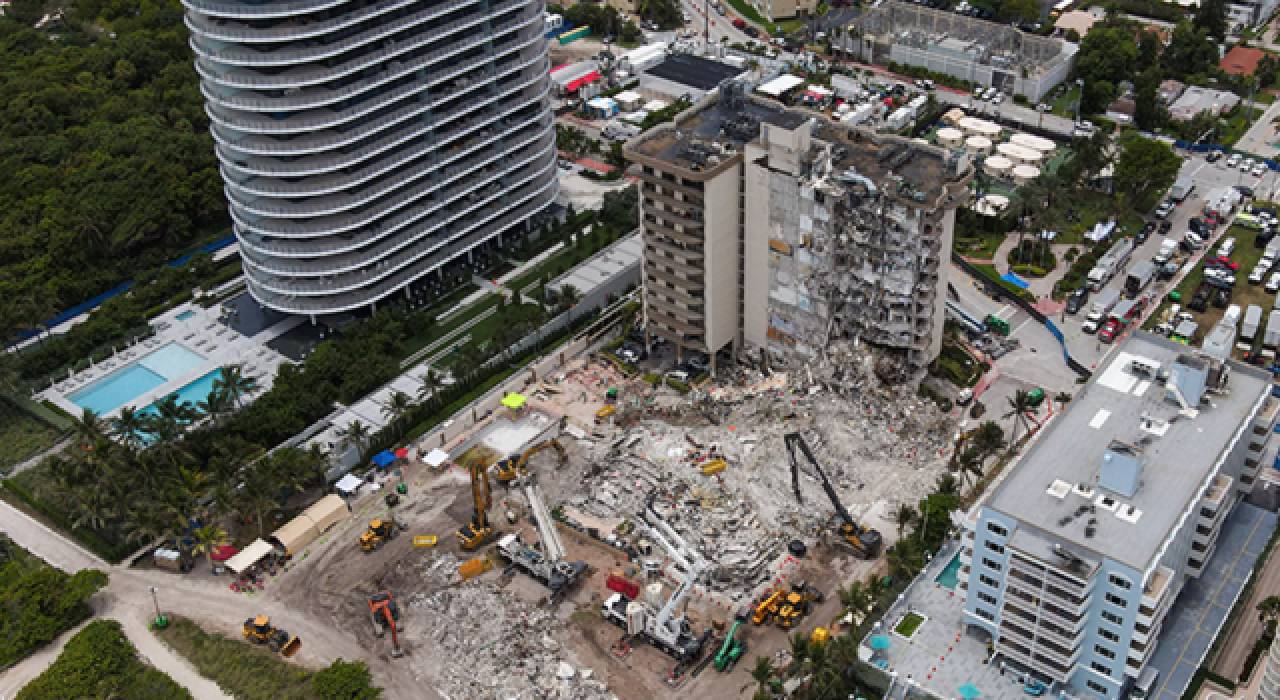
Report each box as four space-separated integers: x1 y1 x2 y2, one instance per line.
39 302 299 420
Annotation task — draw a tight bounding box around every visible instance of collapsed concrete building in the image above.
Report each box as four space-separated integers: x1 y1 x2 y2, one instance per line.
624 82 973 375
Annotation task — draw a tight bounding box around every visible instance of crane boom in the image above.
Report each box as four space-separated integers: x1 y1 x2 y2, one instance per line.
522 477 566 562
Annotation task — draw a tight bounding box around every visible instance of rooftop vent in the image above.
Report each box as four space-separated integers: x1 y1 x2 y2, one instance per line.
1046 479 1072 500
1116 505 1143 524
1097 440 1144 498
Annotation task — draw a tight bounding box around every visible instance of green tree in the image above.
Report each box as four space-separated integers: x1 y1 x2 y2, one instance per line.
1004 388 1034 450
314 658 383 700
1114 133 1182 209
1134 65 1167 131
750 656 775 694
190 524 230 571
1193 0 1227 41
339 419 372 457
17 620 190 700
972 420 1006 461
1138 30 1163 70
1164 24 1220 78
213 364 258 409
893 503 917 538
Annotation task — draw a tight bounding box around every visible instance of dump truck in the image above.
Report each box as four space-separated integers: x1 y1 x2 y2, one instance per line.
242 616 301 657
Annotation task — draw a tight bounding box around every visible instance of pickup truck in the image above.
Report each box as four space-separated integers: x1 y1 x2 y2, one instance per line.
732 18 746 28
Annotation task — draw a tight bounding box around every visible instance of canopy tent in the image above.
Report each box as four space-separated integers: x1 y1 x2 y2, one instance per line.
757 74 804 97
394 448 409 458
302 494 349 534
565 70 600 92
959 683 982 699
210 545 237 562
1001 272 1030 289
371 450 396 468
424 448 450 468
225 538 272 574
501 393 528 409
1086 219 1117 243
270 515 320 556
335 473 363 495
869 634 891 650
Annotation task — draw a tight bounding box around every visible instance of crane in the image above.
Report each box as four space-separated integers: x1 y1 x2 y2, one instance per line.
368 591 404 658
456 457 496 550
784 432 883 559
492 439 567 484
496 474 587 595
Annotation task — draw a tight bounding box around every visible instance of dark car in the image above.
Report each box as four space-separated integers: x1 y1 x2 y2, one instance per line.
1066 287 1089 314
744 26 759 37
1137 222 1155 243
1207 151 1222 163
1257 229 1276 247
1159 220 1173 234
1237 185 1256 198
1189 217 1206 235
1212 287 1232 308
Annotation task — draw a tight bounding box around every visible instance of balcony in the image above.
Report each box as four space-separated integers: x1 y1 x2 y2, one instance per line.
648 313 705 337
183 0 353 20
642 185 704 214
185 0 425 41
646 265 705 291
643 218 703 246
644 232 704 261
630 167 705 198
642 203 704 229
645 293 705 320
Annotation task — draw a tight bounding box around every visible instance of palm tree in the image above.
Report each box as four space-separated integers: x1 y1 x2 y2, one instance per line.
1004 389 1034 451
213 364 258 409
338 419 371 458
71 408 106 446
558 284 582 323
972 421 1006 462
867 575 888 612
168 466 212 517
197 387 233 427
749 656 774 695
382 391 415 438
957 449 985 495
936 473 959 496
112 407 147 450
417 368 444 407
786 631 810 674
191 523 230 571
124 502 173 546
893 504 917 538
69 486 116 531
837 580 873 622
527 304 549 351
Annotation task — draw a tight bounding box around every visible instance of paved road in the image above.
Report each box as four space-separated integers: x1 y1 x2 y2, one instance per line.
1213 517 1280 679
0 499 430 700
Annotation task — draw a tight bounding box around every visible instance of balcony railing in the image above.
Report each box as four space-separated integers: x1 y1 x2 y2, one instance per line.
182 0 351 20
184 0 463 42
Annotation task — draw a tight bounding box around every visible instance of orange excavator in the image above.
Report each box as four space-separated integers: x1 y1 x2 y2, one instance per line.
368 591 404 658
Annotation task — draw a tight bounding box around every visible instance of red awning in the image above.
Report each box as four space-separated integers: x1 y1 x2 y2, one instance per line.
394 448 409 458
211 545 238 562
566 71 600 92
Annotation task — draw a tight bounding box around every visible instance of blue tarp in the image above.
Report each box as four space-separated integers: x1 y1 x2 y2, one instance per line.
1000 272 1030 289
870 634 891 650
371 450 396 468
959 683 982 699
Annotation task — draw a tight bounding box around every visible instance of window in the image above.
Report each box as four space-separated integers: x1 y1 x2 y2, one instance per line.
985 541 1006 555
980 574 999 588
1109 575 1132 591
975 607 995 622
1101 610 1123 625
984 558 1003 572
1106 593 1128 608
1099 628 1119 643
978 591 998 606
1091 662 1113 677
1095 645 1116 660
987 522 1009 538
1087 680 1110 695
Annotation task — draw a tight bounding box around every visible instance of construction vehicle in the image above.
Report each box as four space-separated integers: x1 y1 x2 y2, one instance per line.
600 495 706 661
496 474 587 595
714 615 748 671
242 616 301 657
700 458 727 475
367 591 404 658
784 433 883 560
457 458 496 550
360 517 405 551
752 589 786 625
492 439 567 484
775 580 824 630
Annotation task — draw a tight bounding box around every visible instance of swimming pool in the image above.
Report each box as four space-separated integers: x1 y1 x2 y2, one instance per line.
176 310 197 321
935 552 964 590
68 343 206 414
140 369 222 418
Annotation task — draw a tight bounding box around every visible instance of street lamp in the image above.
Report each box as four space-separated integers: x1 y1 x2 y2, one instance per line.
148 586 168 628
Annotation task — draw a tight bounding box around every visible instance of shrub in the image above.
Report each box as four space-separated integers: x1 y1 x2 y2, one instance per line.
0 543 108 668
18 620 189 700
667 379 691 393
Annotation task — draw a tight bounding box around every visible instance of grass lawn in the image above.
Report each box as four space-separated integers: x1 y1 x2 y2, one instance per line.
723 0 785 33
1142 225 1269 360
0 400 63 474
1056 195 1145 246
1221 108 1259 147
154 617 316 700
895 612 925 637
953 231 1007 261
1049 84 1081 118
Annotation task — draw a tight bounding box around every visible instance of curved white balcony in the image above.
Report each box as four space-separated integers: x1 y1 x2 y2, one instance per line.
242 170 557 298
185 0 361 20
190 0 529 68
193 8 539 90
204 51 548 134
185 0 423 43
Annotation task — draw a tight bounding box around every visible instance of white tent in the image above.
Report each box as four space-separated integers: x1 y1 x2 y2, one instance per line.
304 494 349 534
757 74 804 97
335 473 363 496
424 449 450 468
225 538 272 574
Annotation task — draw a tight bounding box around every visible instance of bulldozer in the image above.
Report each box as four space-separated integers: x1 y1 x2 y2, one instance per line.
368 591 404 658
242 616 301 657
492 439 567 484
457 459 497 550
359 517 405 552
775 580 824 630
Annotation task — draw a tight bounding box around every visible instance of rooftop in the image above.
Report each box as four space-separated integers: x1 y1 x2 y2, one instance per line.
1220 45 1266 76
1054 9 1098 35
986 332 1272 572
642 54 744 91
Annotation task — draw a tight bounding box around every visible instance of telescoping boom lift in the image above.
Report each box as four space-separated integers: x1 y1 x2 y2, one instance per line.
497 474 587 595
600 495 707 661
784 432 883 559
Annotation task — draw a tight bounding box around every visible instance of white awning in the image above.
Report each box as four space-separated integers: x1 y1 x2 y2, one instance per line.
424 449 450 467
758 74 805 97
225 538 272 574
335 473 363 494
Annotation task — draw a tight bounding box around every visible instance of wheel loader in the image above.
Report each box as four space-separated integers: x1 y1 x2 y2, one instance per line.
243 615 301 657
775 580 824 630
360 517 405 552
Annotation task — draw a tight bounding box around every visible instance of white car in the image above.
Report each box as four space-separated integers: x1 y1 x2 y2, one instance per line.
1155 201 1174 218
1251 266 1269 284
1267 272 1280 293
1206 268 1236 286
1254 163 1268 177
1081 318 1101 334
1183 231 1205 248
992 93 1004 105
664 370 689 382
1243 158 1257 172
1217 237 1236 257
1227 153 1243 168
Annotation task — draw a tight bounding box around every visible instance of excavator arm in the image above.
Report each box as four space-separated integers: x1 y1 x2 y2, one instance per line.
784 432 882 558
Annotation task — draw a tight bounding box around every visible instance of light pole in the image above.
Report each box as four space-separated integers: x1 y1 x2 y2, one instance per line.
148 586 167 628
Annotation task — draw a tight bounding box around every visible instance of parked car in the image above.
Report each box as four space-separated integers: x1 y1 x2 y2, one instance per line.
1159 220 1173 234
1183 231 1205 248
1066 287 1089 314
1266 272 1280 293
1155 200 1174 218
1212 287 1232 308
1243 158 1257 172
1207 151 1223 163
1217 237 1236 257
1254 163 1269 178
1228 153 1243 168
1250 266 1269 285
1098 318 1122 343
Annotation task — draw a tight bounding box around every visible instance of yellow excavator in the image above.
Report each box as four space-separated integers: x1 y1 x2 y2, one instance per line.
457 458 496 550
492 439 567 484
243 615 301 657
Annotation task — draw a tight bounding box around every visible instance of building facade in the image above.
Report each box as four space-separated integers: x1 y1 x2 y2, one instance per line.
961 335 1274 699
624 84 970 372
183 0 559 317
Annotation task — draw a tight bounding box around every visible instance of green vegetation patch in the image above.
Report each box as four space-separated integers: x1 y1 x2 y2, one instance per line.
0 537 108 668
19 619 190 700
895 613 925 638
0 397 64 473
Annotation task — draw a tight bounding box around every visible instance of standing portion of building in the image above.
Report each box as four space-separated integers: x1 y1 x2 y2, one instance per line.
624 84 970 372
961 334 1275 699
183 0 558 316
